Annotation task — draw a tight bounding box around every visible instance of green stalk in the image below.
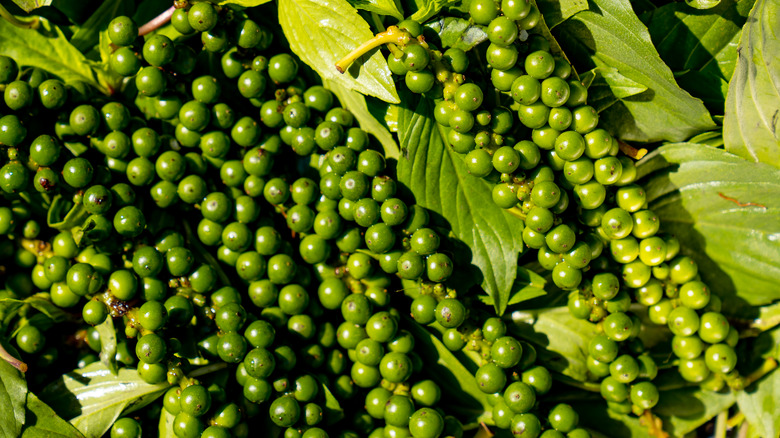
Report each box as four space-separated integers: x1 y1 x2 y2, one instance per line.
0 3 39 29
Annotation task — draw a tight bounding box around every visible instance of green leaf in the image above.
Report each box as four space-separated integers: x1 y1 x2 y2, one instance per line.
508 307 596 381
424 16 488 52
279 0 400 103
69 0 132 53
0 294 67 324
10 0 51 13
346 0 404 20
589 67 648 99
325 79 401 159
94 317 118 375
655 386 736 436
640 0 754 113
574 384 736 437
409 0 461 23
636 144 780 308
317 378 344 425
157 407 175 438
478 267 547 307
686 0 722 9
21 392 83 438
0 18 117 96
642 0 753 81
40 363 170 438
405 318 491 420
554 0 716 142
536 0 589 29
736 368 780 438
217 0 272 5
395 94 525 315
0 357 27 438
723 0 780 168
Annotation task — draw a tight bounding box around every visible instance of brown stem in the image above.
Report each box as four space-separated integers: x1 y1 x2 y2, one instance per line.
0 341 27 373
618 140 648 160
138 5 175 37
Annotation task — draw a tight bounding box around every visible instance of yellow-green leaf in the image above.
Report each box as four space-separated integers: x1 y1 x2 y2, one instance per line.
346 0 404 20
723 0 780 168
0 18 117 95
325 79 400 159
279 0 400 103
217 0 272 5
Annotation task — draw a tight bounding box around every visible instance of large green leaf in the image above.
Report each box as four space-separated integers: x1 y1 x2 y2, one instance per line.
723 0 780 168
21 393 83 438
575 384 735 437
536 0 589 29
736 368 780 438
642 0 752 81
554 0 716 142
395 94 525 315
508 307 596 381
0 358 27 438
641 0 753 113
11 0 51 12
0 18 116 95
637 144 780 310
325 79 400 159
279 0 400 104
346 0 404 20
40 363 170 438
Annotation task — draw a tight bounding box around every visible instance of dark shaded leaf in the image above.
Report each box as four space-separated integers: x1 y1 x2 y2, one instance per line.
21 392 83 438
554 0 716 142
40 363 170 438
346 0 404 19
70 0 133 53
279 0 400 103
395 94 525 315
723 0 780 167
0 357 27 438
405 318 491 421
637 144 780 310
424 17 488 52
736 368 780 438
0 18 117 95
641 0 754 113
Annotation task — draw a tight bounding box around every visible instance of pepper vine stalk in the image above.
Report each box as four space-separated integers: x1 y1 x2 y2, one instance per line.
335 26 413 74
0 3 39 29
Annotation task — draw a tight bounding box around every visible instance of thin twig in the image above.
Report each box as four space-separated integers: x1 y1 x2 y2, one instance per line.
0 341 27 373
138 6 175 36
